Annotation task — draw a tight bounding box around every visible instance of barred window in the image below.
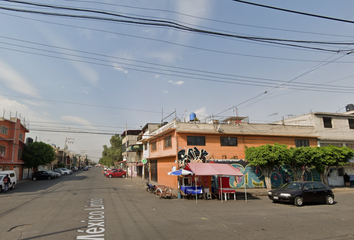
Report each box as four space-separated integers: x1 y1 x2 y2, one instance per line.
220 137 238 146
187 136 205 146
164 136 172 148
295 139 309 147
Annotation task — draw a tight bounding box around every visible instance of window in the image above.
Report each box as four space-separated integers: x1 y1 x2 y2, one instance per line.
151 142 156 151
349 119 354 129
18 148 22 159
0 126 9 135
313 182 326 190
19 133 23 141
220 137 237 146
164 136 172 148
187 136 205 146
323 117 332 128
0 145 6 157
295 139 309 147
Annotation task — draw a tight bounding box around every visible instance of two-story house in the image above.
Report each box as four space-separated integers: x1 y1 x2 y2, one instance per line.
121 130 142 177
0 116 29 180
273 105 354 186
142 118 318 190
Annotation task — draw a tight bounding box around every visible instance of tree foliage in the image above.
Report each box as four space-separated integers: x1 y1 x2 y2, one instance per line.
99 134 123 167
245 143 291 189
23 142 56 169
245 144 354 188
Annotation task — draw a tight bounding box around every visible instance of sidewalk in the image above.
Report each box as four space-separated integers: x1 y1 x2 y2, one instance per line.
125 176 354 197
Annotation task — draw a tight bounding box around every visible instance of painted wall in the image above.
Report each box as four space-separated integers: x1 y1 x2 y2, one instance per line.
157 157 178 188
211 160 320 189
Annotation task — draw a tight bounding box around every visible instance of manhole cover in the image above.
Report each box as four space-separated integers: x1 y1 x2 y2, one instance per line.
8 224 32 232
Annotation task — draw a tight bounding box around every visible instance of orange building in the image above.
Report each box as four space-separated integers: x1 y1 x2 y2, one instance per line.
0 117 29 180
143 120 318 190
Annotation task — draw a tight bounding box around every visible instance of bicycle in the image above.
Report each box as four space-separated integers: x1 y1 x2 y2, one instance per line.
155 185 172 199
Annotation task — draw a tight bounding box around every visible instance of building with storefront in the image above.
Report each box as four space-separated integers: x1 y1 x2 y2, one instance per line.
141 118 318 190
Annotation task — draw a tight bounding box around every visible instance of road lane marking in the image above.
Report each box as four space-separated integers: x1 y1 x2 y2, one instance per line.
77 198 105 240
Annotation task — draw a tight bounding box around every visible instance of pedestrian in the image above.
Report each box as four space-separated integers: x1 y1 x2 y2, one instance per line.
3 174 11 193
343 173 351 187
285 173 291 183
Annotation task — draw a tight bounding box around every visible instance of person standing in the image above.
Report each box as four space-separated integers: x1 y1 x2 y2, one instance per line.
3 174 11 193
343 173 351 187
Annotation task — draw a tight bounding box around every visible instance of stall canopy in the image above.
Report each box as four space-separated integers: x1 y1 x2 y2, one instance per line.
167 169 194 176
185 163 243 176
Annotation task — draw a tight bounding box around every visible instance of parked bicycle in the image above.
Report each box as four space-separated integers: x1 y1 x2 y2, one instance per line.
155 185 172 199
146 182 157 194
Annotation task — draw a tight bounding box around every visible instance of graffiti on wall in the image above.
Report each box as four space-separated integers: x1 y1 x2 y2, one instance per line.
212 160 319 189
178 147 209 167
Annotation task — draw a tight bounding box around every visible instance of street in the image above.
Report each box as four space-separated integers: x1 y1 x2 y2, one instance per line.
0 167 354 240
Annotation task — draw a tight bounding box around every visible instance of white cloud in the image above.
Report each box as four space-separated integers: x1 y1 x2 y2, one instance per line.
168 80 184 85
155 75 160 79
149 52 177 63
162 90 168 94
78 87 91 94
61 115 96 130
0 96 39 121
113 63 128 74
195 107 208 119
23 100 46 107
36 25 99 85
0 59 40 97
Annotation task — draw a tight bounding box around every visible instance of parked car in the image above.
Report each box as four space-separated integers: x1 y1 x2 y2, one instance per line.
105 169 126 178
84 166 89 171
268 181 334 206
0 170 17 190
47 170 61 178
59 168 73 175
45 170 57 179
32 171 54 180
71 167 78 171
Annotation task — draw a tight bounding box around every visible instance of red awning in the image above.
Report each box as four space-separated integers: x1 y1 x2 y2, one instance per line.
116 161 126 164
185 163 243 176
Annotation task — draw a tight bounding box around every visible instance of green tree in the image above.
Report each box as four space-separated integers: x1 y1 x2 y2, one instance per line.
245 143 291 189
23 142 56 169
99 135 123 167
315 146 354 185
288 147 322 181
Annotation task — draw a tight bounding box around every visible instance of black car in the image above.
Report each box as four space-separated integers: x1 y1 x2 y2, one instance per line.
268 181 334 206
32 171 53 181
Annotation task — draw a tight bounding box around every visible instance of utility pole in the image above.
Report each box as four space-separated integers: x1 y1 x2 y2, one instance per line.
62 137 74 166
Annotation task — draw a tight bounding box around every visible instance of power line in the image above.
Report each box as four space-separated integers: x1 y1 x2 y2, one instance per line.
0 2 353 52
0 10 345 61
62 0 354 39
2 42 354 93
233 0 354 25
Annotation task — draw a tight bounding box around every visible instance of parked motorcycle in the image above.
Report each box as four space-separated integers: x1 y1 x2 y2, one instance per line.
146 182 157 194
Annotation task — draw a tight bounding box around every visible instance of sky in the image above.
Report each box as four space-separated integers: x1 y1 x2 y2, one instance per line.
1 0 354 163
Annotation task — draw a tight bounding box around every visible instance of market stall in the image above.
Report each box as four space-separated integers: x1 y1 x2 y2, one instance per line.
184 162 245 202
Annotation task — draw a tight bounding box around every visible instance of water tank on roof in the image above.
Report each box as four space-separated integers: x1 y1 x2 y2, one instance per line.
190 112 196 121
346 104 354 112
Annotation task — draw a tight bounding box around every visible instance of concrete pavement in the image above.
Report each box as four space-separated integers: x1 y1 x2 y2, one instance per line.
124 175 354 197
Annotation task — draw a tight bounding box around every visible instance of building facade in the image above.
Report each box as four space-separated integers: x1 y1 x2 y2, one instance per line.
273 108 354 186
142 119 318 190
0 117 29 180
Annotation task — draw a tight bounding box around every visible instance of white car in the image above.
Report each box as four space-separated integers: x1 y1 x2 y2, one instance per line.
0 170 17 190
55 168 72 175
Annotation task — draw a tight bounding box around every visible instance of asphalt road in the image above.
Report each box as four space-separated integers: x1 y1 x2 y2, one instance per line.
0 167 353 240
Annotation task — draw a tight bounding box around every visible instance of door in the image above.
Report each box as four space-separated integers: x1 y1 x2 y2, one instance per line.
303 183 315 202
150 160 157 182
312 182 327 202
13 166 20 180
